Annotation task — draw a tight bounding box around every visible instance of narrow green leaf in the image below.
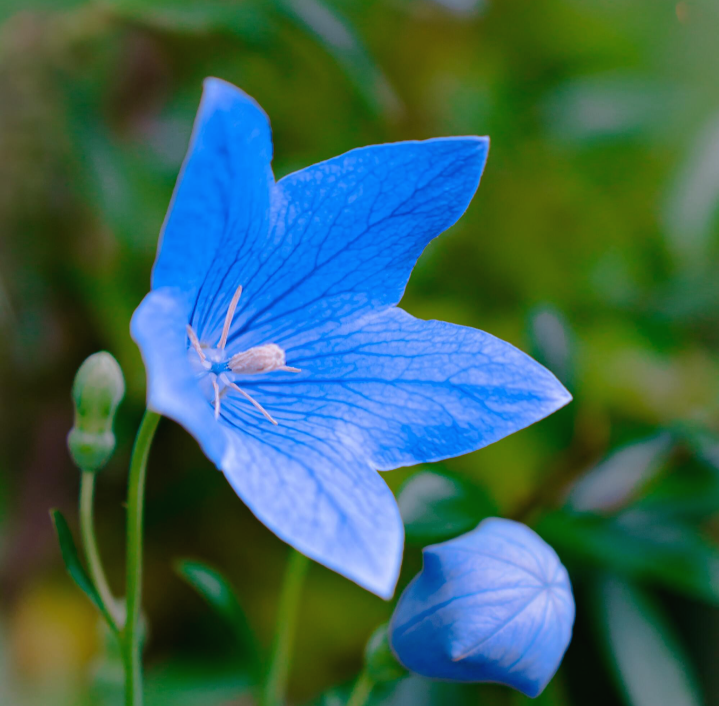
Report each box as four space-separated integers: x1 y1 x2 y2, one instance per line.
543 74 674 145
663 111 719 272
566 433 673 513
274 0 400 117
175 560 259 671
104 0 397 116
527 304 575 389
50 509 118 632
595 576 702 706
397 470 496 546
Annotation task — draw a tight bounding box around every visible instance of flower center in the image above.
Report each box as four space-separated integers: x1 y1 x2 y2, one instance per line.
186 284 299 425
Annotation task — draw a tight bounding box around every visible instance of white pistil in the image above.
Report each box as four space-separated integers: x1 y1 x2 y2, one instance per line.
229 343 301 376
212 377 221 420
185 283 300 425
218 284 243 350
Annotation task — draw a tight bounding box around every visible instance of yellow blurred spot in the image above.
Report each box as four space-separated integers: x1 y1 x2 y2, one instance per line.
588 334 719 424
10 580 99 682
676 2 689 22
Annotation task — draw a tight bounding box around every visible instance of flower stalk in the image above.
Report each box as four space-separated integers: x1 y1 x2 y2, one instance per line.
123 410 161 706
260 549 310 706
345 669 374 706
79 469 122 630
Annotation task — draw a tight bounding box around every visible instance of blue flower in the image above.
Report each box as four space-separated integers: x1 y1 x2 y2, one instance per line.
131 78 571 599
388 518 575 696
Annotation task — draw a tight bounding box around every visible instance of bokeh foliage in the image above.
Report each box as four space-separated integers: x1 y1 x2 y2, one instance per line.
1 0 719 704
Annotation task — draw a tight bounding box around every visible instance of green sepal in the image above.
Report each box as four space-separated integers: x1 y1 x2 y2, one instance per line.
50 509 119 634
364 624 407 683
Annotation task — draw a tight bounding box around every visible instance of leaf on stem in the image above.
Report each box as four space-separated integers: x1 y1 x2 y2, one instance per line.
50 509 118 632
175 560 259 670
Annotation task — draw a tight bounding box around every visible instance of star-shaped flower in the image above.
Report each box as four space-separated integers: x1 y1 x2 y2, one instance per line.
131 78 571 598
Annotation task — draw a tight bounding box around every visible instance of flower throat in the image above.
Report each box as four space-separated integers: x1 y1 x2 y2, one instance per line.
186 284 299 425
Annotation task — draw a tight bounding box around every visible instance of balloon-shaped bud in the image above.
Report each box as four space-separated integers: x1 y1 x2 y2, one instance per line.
364 624 407 683
67 352 125 472
388 518 575 698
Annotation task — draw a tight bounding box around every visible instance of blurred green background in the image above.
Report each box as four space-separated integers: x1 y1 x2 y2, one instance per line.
1 0 719 704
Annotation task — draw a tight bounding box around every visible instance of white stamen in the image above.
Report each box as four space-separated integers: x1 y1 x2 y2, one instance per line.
227 381 278 425
187 324 206 362
212 377 221 420
281 366 302 373
229 343 288 375
218 284 243 350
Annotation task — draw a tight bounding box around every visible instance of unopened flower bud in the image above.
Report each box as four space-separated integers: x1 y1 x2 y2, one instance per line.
68 352 125 472
388 518 575 698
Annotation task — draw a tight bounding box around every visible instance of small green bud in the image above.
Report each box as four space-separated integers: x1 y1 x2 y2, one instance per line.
68 352 125 472
364 623 407 683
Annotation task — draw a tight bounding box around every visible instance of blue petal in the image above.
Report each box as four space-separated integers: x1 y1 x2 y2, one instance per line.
220 421 404 599
216 137 489 350
131 287 228 467
389 518 575 697
152 78 274 316
229 307 571 470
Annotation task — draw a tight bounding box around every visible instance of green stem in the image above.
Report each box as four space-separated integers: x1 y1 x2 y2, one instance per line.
79 469 122 631
260 550 310 706
122 410 161 706
345 669 375 706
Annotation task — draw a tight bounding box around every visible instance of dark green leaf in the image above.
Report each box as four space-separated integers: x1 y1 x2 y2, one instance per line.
676 425 719 473
595 576 702 706
628 467 719 522
539 509 719 604
145 661 251 706
397 470 495 546
105 0 273 42
0 0 86 26
50 509 118 632
511 680 570 706
175 560 259 671
382 676 472 706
